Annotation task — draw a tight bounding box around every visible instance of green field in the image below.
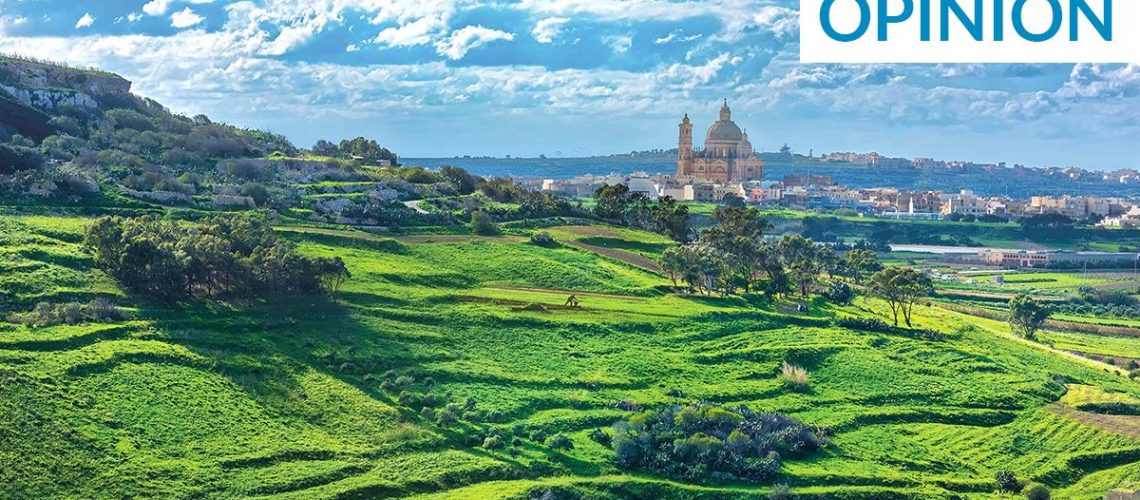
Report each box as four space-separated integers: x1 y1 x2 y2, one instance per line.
2 215 1140 499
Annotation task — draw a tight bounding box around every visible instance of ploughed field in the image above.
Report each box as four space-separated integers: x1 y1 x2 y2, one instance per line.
2 216 1140 499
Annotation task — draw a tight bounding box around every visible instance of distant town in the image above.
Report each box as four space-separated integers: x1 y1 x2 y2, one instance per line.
527 102 1140 227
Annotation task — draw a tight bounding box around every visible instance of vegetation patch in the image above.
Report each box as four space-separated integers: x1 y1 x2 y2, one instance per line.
610 404 827 484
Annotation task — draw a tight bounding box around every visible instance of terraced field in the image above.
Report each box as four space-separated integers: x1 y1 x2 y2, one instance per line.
2 216 1140 499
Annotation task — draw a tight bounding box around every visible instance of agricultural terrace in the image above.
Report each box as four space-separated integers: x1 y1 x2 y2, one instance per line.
1 215 1139 499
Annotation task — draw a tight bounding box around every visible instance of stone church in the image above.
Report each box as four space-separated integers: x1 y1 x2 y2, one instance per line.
677 101 764 183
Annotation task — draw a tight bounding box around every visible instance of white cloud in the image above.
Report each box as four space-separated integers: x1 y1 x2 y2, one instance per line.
143 0 172 16
604 35 631 54
434 26 513 60
128 12 144 23
375 15 446 47
531 17 568 44
171 8 204 29
75 13 95 29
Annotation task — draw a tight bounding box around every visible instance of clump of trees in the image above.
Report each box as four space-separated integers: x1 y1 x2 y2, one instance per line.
84 215 349 304
610 404 826 483
311 137 398 165
865 267 934 327
659 208 834 301
1008 294 1052 340
593 184 692 242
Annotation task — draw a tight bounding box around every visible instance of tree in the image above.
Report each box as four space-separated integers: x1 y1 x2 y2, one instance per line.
1008 294 1052 341
650 197 691 243
318 257 351 297
778 235 823 303
338 137 398 164
470 211 500 236
723 193 746 208
311 139 340 157
866 267 933 327
594 184 631 220
700 208 770 293
841 249 883 281
440 166 478 195
660 246 690 290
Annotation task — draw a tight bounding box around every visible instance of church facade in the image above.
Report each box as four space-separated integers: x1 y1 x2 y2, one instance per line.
677 101 764 183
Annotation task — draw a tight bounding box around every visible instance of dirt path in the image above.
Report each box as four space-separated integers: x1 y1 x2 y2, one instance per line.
403 200 428 214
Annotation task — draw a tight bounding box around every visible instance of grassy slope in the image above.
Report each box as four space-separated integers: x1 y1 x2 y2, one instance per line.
2 216 1140 499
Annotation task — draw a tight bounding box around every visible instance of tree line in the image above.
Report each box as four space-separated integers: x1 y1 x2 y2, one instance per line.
594 184 692 242
659 207 935 326
84 215 349 304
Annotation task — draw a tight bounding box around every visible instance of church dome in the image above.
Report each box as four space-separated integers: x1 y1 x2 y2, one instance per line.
706 120 743 143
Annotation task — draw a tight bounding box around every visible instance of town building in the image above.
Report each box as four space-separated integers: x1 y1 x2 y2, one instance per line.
677 101 764 183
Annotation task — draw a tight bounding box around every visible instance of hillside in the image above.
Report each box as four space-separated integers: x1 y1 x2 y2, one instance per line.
3 55 1140 500
2 216 1139 499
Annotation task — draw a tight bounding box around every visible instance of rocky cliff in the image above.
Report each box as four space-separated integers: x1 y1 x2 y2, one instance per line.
0 57 132 112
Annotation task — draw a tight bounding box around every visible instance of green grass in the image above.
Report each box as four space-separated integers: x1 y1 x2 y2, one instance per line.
2 215 1140 499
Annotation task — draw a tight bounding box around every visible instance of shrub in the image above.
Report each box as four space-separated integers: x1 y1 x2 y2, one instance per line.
436 404 460 426
530 231 557 247
835 317 892 333
548 434 574 451
470 211 500 236
821 281 855 305
8 299 126 327
482 435 505 450
589 428 611 447
768 484 793 500
1076 402 1140 416
1023 483 1050 500
995 470 1021 494
779 363 809 392
610 404 825 483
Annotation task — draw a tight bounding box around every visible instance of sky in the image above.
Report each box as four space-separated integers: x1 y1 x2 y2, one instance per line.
0 0 1138 170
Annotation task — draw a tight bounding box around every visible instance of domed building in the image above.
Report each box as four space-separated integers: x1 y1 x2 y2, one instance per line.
677 101 764 183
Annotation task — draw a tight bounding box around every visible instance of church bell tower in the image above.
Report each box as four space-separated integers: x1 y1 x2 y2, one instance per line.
678 113 693 176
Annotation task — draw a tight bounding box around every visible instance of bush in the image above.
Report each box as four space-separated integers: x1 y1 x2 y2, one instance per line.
436 404 460 426
821 281 855 305
610 404 825 483
482 435 505 450
529 231 557 247
778 363 809 392
1023 483 1050 500
589 428 611 447
768 484 793 500
995 470 1021 494
548 434 574 451
470 211 501 236
8 299 126 327
835 317 892 333
1076 402 1140 416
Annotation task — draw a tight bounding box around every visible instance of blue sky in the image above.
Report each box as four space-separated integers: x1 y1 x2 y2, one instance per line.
0 0 1138 169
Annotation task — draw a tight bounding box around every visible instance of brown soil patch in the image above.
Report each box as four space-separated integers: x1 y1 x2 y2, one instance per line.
1049 403 1140 439
550 225 625 237
562 240 661 273
393 235 523 244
